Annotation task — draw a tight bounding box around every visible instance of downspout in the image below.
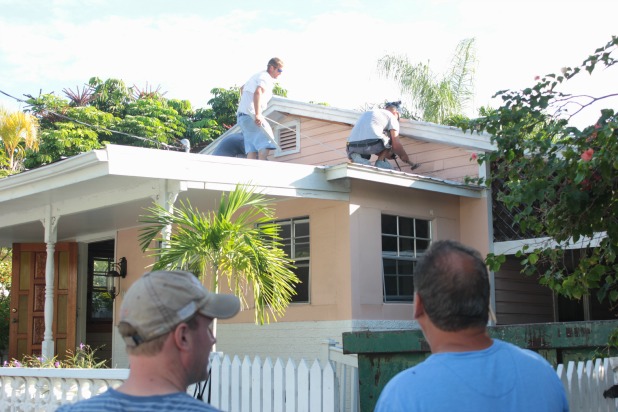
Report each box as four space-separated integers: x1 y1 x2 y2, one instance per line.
481 158 497 326
41 205 59 359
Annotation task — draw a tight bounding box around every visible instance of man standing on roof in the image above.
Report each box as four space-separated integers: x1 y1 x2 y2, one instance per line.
236 57 283 160
346 101 420 170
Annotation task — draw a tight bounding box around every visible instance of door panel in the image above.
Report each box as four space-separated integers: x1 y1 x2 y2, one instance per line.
9 243 77 361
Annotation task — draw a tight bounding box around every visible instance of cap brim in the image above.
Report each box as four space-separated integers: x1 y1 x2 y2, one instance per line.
199 293 241 319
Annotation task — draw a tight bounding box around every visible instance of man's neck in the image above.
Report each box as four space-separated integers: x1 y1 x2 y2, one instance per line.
117 359 187 396
428 326 493 354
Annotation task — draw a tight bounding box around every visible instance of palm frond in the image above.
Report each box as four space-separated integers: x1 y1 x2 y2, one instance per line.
377 39 477 124
138 183 298 325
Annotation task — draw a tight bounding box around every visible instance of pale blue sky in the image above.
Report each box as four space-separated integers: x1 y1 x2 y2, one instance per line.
1 0 615 128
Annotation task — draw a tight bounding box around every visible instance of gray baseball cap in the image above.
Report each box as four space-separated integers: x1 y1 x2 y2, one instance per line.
118 270 240 346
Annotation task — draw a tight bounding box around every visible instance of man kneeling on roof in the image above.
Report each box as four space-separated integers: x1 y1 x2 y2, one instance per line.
346 101 420 171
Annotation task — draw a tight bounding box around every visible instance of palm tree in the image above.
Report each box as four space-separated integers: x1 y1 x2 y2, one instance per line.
377 38 477 124
0 107 39 172
139 184 299 325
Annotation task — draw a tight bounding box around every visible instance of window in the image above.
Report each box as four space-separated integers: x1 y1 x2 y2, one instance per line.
87 240 115 322
275 217 310 303
274 120 300 157
382 215 431 302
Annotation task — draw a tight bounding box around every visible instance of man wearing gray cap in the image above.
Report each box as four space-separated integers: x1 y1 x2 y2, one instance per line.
57 270 240 411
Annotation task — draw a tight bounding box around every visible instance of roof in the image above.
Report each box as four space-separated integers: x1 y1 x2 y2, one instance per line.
202 97 495 155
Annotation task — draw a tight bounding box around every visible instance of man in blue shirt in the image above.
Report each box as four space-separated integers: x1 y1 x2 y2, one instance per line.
375 240 569 412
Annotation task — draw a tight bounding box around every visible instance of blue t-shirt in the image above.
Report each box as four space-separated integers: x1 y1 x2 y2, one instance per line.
56 388 220 411
375 339 569 412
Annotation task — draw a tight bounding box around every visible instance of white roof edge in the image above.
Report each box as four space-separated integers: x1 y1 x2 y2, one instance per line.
0 149 109 193
322 163 485 198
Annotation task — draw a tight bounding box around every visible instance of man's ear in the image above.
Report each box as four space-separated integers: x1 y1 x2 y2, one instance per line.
173 323 191 350
413 292 425 320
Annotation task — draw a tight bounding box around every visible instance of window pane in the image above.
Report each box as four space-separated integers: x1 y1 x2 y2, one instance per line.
282 244 292 257
417 239 431 255
416 220 430 239
295 242 310 258
91 291 113 319
398 276 414 298
381 215 397 235
399 217 414 237
295 222 309 237
93 260 109 272
399 237 414 256
384 275 398 296
278 223 291 239
383 259 396 275
399 260 415 275
93 275 107 288
382 236 397 254
291 265 310 303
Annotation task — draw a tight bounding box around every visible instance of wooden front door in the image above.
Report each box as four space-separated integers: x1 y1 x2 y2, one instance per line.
8 243 78 361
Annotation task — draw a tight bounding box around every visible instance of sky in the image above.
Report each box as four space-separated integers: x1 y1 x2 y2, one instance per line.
0 0 616 129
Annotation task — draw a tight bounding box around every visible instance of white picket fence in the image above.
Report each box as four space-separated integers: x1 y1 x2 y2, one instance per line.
557 357 618 412
193 339 359 412
0 352 616 411
0 340 358 412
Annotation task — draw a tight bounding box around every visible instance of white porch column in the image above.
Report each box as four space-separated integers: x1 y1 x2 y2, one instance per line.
155 180 182 248
41 207 59 359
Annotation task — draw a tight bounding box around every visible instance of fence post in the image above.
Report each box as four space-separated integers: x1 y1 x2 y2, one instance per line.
321 339 336 366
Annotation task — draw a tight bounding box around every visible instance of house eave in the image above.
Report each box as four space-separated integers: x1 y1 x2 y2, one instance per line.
322 163 485 198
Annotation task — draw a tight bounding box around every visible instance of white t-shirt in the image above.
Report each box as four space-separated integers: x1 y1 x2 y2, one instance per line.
347 109 399 145
237 71 275 116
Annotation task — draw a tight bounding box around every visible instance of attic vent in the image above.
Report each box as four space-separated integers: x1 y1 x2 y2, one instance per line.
279 128 297 150
274 120 300 157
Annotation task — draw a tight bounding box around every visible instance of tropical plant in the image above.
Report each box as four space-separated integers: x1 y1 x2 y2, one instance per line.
0 107 40 172
138 184 299 325
462 36 618 304
2 343 107 368
377 38 477 124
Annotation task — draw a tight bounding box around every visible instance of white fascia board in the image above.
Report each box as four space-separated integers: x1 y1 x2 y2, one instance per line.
399 120 495 152
105 145 350 201
494 233 606 255
266 98 361 126
323 164 485 198
0 150 109 202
